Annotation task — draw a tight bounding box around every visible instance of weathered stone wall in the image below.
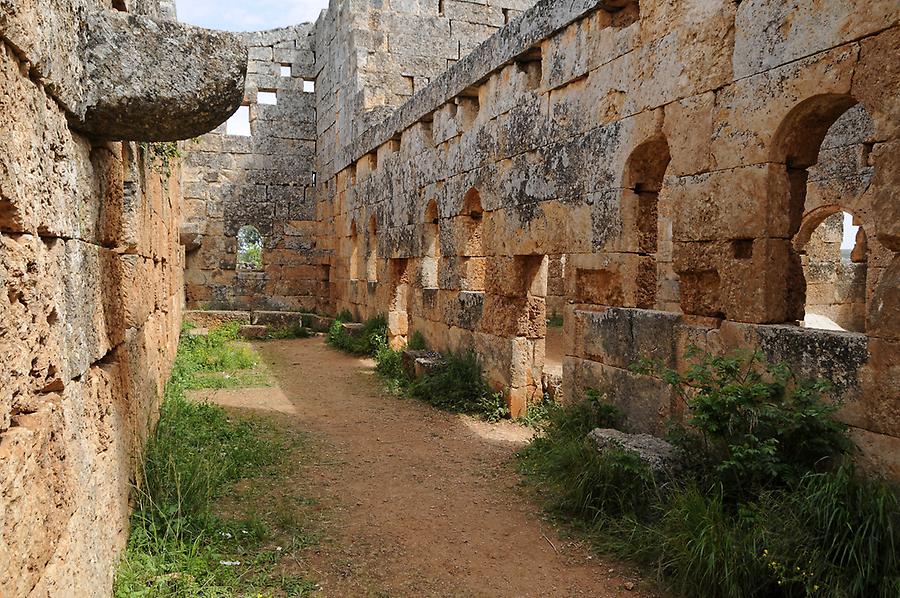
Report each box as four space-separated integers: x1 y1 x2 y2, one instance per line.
0 0 242 594
322 0 900 476
181 25 330 312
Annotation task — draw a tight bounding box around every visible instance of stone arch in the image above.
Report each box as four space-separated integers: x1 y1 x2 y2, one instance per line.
768 94 874 323
422 199 440 289
349 219 359 281
367 215 378 283
236 224 263 270
461 188 484 257
623 136 671 309
796 207 869 332
458 188 485 291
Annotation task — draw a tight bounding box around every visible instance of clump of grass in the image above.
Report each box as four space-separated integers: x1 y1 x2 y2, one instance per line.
547 312 564 327
327 314 388 356
268 322 313 340
171 322 262 390
410 350 509 421
407 330 428 350
518 350 900 597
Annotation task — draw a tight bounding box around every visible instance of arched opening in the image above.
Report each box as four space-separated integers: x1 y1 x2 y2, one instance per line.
236 225 263 271
459 188 485 291
422 200 440 289
367 216 378 283
349 220 359 281
774 96 875 330
623 136 670 309
797 209 867 332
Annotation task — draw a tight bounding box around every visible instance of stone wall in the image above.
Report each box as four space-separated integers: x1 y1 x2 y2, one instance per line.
181 25 330 312
322 0 900 476
0 0 244 594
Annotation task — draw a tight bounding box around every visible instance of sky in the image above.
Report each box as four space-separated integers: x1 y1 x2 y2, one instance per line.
177 0 329 31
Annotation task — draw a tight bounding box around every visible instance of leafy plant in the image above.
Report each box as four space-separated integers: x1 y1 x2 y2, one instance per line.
408 330 428 351
410 350 509 421
633 347 851 497
327 314 388 356
140 141 181 178
519 349 899 598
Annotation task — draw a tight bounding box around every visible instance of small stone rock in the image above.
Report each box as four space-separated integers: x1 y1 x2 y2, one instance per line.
588 428 681 474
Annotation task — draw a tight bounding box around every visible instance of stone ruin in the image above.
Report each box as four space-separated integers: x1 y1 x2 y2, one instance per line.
1 0 898 594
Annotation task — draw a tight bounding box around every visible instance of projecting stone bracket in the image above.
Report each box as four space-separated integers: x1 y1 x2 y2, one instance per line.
0 1 247 141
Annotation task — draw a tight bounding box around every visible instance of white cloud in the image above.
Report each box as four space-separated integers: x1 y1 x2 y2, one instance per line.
176 0 329 31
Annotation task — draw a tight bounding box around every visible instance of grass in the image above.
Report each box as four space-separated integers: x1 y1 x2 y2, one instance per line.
173 322 267 390
409 350 509 422
327 316 510 422
327 314 388 356
518 356 900 598
115 322 320 596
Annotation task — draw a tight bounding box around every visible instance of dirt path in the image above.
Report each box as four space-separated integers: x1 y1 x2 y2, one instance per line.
196 337 654 597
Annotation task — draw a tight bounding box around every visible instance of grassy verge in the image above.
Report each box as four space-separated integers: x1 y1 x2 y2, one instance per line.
115 323 320 597
518 349 900 598
175 322 269 390
327 315 508 421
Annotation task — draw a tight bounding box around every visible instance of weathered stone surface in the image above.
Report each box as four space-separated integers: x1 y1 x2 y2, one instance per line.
588 428 681 474
77 11 247 140
0 1 247 141
238 324 268 339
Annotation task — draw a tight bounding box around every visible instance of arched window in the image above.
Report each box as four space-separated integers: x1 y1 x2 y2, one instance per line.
236 225 263 270
422 200 440 289
461 188 484 257
773 97 875 331
367 216 378 282
459 188 485 291
797 210 867 332
349 220 359 281
624 137 670 309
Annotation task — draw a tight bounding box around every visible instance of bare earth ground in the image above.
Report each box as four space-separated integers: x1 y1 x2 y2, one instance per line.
192 337 656 597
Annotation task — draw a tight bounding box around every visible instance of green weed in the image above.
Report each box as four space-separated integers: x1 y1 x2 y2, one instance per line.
519 350 899 597
411 351 509 421
115 323 318 596
327 314 388 356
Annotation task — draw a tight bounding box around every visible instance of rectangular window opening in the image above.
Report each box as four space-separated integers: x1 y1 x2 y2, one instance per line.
257 90 277 105
280 64 292 77
225 105 251 137
303 79 316 93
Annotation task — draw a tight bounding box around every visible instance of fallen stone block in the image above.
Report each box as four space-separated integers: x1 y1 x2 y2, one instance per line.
252 310 308 327
184 310 251 328
587 428 680 474
341 322 365 337
401 350 445 380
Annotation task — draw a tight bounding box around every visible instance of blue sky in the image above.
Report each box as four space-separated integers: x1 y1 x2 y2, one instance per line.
177 0 329 31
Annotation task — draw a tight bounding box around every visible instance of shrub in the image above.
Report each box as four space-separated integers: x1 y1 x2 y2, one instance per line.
327 314 388 356
411 350 509 421
520 349 899 598
407 330 428 350
634 347 852 497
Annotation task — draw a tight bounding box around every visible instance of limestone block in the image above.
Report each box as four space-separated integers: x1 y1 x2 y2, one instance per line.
858 339 900 436
0 400 71 598
710 43 858 171
733 0 897 80
576 307 678 370
183 310 251 328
